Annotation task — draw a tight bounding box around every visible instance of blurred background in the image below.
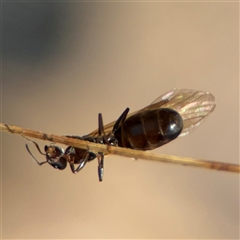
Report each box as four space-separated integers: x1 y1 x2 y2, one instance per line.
2 1 239 239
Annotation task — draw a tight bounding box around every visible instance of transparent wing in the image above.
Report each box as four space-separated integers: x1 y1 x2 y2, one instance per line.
147 89 216 136
88 89 216 137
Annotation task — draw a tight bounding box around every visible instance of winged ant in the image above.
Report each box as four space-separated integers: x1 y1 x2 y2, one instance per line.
25 89 216 181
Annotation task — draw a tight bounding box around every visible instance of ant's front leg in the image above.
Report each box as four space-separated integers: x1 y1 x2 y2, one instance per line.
68 151 90 174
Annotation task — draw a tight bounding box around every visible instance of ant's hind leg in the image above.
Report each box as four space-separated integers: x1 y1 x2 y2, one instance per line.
98 113 109 144
112 107 130 133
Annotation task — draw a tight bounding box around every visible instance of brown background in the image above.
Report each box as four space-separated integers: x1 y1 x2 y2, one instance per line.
2 2 239 239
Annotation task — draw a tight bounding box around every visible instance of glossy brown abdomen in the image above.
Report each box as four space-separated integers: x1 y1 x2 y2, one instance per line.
114 108 183 150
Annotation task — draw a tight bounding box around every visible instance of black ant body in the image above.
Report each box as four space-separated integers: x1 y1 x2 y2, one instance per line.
25 89 216 181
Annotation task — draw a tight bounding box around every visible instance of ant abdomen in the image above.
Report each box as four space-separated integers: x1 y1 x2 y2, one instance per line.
114 108 183 150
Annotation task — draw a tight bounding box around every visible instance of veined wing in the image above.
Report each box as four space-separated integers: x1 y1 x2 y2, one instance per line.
146 89 216 136
87 89 216 137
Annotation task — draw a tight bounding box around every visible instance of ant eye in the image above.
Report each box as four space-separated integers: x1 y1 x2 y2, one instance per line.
44 145 48 152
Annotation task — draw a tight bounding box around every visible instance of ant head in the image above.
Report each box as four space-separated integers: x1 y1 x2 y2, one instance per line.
45 145 64 159
25 140 67 170
48 156 67 170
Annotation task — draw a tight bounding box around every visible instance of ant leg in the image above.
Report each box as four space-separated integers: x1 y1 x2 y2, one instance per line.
96 109 130 181
112 107 130 133
25 144 48 166
98 113 109 144
97 152 104 182
97 113 109 181
69 152 89 174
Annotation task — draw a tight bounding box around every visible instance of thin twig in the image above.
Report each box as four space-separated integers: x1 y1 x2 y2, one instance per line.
1 122 239 173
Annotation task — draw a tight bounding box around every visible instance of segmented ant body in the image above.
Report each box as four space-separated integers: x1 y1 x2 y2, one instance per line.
25 89 216 181
25 109 128 181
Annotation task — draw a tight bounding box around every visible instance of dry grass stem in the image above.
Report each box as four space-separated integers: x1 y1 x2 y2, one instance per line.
1 122 239 173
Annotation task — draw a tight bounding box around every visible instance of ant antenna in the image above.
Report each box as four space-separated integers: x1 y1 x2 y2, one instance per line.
25 144 48 166
22 135 48 165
